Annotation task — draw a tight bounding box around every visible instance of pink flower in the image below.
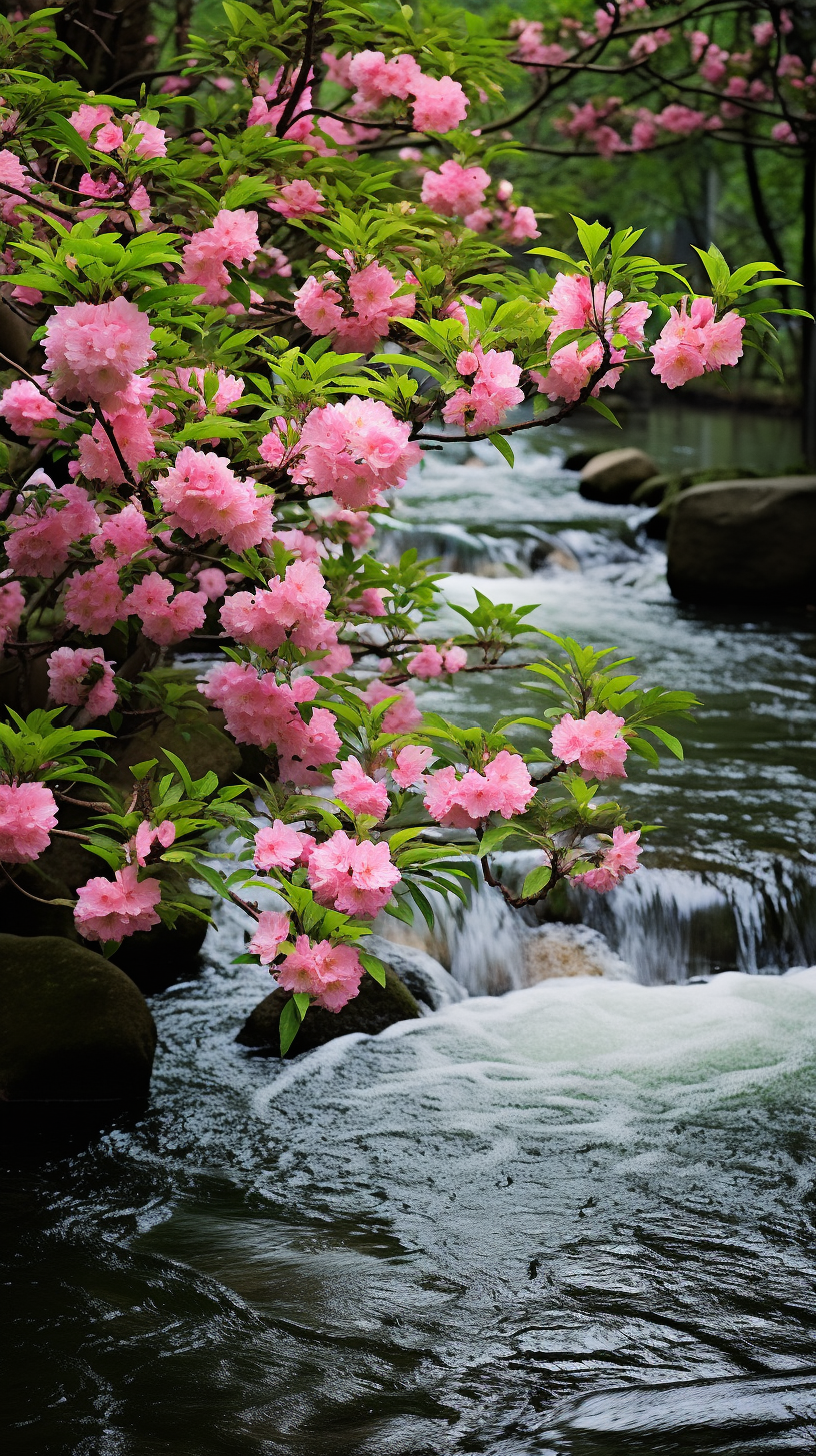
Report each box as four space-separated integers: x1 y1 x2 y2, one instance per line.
277 935 363 1011
293 397 421 509
655 103 706 136
410 74 468 133
6 483 99 579
332 757 389 819
180 209 260 305
127 116 167 159
174 367 245 418
197 566 227 601
76 403 156 485
0 782 57 862
68 103 113 139
126 573 207 646
74 863 162 942
308 829 400 917
270 179 325 219
91 502 153 563
362 677 422 732
408 643 444 678
43 298 154 410
421 160 491 217
47 646 118 719
322 50 354 89
254 819 308 871
134 818 176 866
442 346 524 433
294 274 345 335
155 448 275 551
550 710 629 780
444 646 468 672
422 765 478 829
94 121 124 152
499 205 540 242
483 749 535 816
0 579 24 649
0 149 31 223
574 825 641 892
391 744 434 788
0 379 62 440
772 120 797 144
355 587 387 616
248 910 291 964
202 661 341 775
63 560 126 635
650 298 744 388
456 350 478 375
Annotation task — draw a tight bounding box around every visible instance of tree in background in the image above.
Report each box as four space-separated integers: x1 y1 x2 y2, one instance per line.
0 2 794 1050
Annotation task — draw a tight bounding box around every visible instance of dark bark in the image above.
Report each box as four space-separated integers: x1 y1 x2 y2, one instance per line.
742 143 786 273
802 151 816 465
52 1 157 93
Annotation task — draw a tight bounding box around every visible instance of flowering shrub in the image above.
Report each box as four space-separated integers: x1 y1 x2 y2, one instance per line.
0 4 795 1052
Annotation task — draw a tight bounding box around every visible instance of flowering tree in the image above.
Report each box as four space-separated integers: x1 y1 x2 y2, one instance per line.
0 3 793 1050
499 1 814 447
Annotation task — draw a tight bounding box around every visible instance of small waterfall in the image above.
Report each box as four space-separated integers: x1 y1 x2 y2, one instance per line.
379 857 816 994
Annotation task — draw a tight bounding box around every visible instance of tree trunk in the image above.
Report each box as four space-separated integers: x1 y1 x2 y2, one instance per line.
52 1 157 93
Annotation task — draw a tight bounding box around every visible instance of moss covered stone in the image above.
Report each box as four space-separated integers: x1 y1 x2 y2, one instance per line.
112 911 209 994
0 935 157 1102
236 965 421 1058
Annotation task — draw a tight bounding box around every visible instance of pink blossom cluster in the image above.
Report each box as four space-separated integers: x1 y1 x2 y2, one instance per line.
421 160 491 223
42 297 154 411
125 573 207 646
155 447 275 550
443 346 525 433
254 819 315 871
174 367 245 418
6 482 98 578
270 179 326 219
0 579 24 649
0 149 31 223
0 781 58 862
47 645 118 719
134 818 176 865
550 710 629 780
91 502 154 563
220 559 333 653
246 68 315 142
63 560 127 635
510 21 571 71
650 297 744 389
277 935 363 1011
203 662 341 781
309 829 400 917
291 397 421 509
423 750 534 828
294 261 416 352
75 397 163 485
574 825 642 892
74 863 162 941
408 643 467 678
330 50 468 134
554 98 626 158
0 378 64 439
332 757 389 820
76 171 153 229
531 273 650 404
180 209 260 306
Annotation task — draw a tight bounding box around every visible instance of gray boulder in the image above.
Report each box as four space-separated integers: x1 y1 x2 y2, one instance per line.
667 477 816 605
236 964 421 1058
0 935 157 1103
364 934 468 1010
579 448 658 504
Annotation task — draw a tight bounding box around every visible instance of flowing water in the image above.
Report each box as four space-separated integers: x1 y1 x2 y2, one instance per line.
4 405 816 1455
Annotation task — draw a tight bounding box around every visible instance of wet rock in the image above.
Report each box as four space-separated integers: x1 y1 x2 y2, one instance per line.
112 910 209 995
529 538 581 573
524 923 632 982
0 935 157 1103
0 862 77 940
667 477 816 605
563 447 598 472
236 965 421 1057
364 934 467 1010
579 448 658 504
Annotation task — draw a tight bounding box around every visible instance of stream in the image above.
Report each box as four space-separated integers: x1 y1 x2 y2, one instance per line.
3 404 816 1455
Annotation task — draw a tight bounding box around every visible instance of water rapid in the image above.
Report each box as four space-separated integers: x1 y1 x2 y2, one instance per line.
4 406 816 1454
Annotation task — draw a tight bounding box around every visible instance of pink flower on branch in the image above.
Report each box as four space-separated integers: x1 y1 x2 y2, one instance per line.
47 646 118 720
308 829 400 917
74 864 162 942
332 757 389 820
574 826 642 892
248 910 291 964
276 935 363 1011
0 782 58 862
550 710 628 780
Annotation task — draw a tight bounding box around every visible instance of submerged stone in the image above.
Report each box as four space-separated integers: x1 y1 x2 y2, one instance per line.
236 964 421 1057
0 934 157 1103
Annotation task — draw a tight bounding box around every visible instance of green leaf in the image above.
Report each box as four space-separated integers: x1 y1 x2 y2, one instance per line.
293 991 310 1019
45 111 93 169
488 432 514 467
130 759 158 780
643 725 684 759
522 864 551 898
359 952 386 986
585 396 621 428
279 998 301 1056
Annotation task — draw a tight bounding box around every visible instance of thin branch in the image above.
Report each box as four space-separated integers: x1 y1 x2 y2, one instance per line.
0 862 74 907
91 402 138 491
275 0 321 138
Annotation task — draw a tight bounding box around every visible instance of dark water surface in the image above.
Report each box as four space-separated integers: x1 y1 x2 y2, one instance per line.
4 407 816 1455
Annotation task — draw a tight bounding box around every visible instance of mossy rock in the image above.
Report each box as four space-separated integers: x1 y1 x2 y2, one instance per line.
112 910 209 994
108 710 241 792
0 862 77 940
236 966 421 1058
0 934 156 1102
